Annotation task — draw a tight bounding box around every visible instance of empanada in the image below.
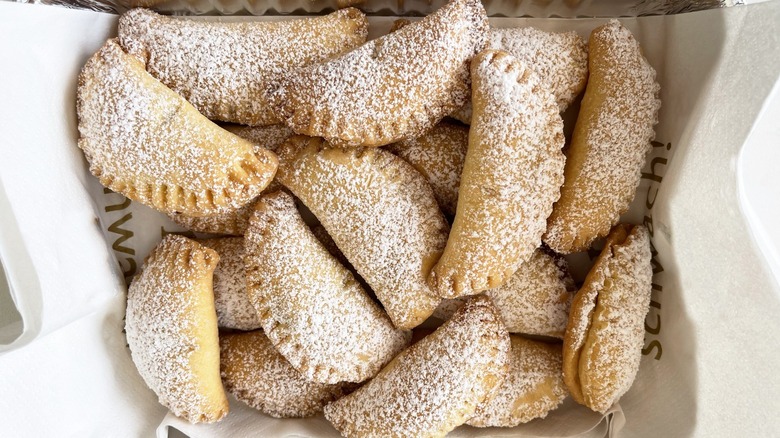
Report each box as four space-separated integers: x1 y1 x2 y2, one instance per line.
386 121 468 216
245 191 410 384
220 330 353 418
118 8 369 126
544 20 661 254
197 238 261 331
468 336 567 427
563 224 652 414
324 296 510 438
430 50 565 298
125 235 228 423
77 39 277 217
434 248 575 338
265 0 488 147
451 27 588 123
276 136 449 329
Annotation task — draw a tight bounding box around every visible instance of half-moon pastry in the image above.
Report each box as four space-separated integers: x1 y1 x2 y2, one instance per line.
196 237 261 331
386 121 468 216
245 191 410 384
265 0 488 147
434 248 575 338
324 296 510 438
118 8 369 126
468 336 567 427
430 50 565 298
563 224 652 414
450 26 588 123
275 136 448 330
125 235 228 423
220 330 353 418
77 39 277 217
544 20 661 254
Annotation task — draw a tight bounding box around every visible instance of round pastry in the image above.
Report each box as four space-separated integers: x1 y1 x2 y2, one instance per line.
544 20 661 254
220 330 353 418
324 296 510 438
125 235 228 423
562 224 652 414
196 237 261 331
467 336 567 427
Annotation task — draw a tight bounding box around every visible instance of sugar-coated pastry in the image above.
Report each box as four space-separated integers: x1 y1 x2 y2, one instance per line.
386 121 468 216
276 136 448 330
544 20 661 254
434 249 575 338
125 235 228 423
220 331 353 418
468 336 567 427
196 238 261 331
563 224 652 414
265 0 488 147
223 124 295 155
77 39 277 217
324 296 510 438
430 50 565 298
245 191 410 384
118 8 368 126
450 26 588 123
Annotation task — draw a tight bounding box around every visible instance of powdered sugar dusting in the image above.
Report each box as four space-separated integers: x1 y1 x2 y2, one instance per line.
544 20 661 253
77 39 277 217
220 331 353 418
225 124 295 154
125 235 227 423
197 238 261 331
324 296 510 437
244 191 411 384
386 121 468 216
276 137 449 330
468 336 567 427
431 50 565 298
118 8 368 126
267 0 489 147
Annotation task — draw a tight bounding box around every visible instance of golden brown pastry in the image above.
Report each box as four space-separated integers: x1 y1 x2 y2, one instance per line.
265 0 488 147
544 20 661 254
223 124 295 155
450 26 588 123
563 224 652 414
386 121 468 216
118 8 369 126
324 296 510 438
220 330 353 418
125 235 228 423
77 39 277 217
430 50 565 298
245 191 410 384
468 336 567 427
434 248 575 338
196 237 261 331
276 136 448 330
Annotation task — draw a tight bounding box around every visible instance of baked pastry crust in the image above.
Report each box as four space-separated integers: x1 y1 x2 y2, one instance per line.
324 296 510 438
544 20 661 253
265 0 488 147
125 235 228 423
430 50 565 298
562 224 652 414
386 121 468 216
118 8 368 126
245 191 410 384
220 330 353 418
468 336 567 427
77 39 277 217
276 136 448 330
451 26 588 123
434 248 575 338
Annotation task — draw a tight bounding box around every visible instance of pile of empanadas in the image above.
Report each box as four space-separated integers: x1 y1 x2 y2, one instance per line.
77 0 661 435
